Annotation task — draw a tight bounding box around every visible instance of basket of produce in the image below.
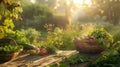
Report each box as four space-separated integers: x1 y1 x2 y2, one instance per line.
74 37 102 54
0 38 23 62
73 28 113 54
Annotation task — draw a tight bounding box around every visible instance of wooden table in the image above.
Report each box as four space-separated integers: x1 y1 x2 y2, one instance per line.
0 50 79 67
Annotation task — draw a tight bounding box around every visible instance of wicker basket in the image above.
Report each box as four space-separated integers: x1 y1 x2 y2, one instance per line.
73 38 103 54
0 38 17 47
0 38 20 62
0 52 19 62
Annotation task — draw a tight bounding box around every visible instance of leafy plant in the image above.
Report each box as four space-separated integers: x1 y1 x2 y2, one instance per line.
39 40 58 54
47 54 90 67
20 28 41 44
45 45 57 54
39 27 63 50
47 63 68 67
112 30 120 42
90 28 113 49
39 27 81 50
90 41 120 67
15 3 54 31
63 54 90 64
0 45 23 54
60 30 79 50
5 30 30 44
0 0 22 38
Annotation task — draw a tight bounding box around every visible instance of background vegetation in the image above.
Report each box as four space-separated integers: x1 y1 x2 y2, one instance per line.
0 0 120 66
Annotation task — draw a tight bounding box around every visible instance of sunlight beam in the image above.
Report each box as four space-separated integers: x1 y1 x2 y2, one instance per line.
74 0 83 5
30 0 36 3
84 0 92 5
73 0 92 6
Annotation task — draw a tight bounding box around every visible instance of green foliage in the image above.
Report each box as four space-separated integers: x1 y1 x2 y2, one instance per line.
94 22 120 34
15 2 69 31
5 30 29 44
36 0 57 8
90 28 113 49
0 26 4 38
0 0 22 22
90 41 120 67
92 0 120 25
39 27 63 50
39 27 82 50
0 0 22 28
45 45 57 54
15 3 54 31
21 28 41 44
38 41 57 54
0 0 22 39
60 30 81 50
63 54 90 64
49 15 70 29
91 28 113 41
0 45 23 54
56 63 68 67
101 23 114 32
22 3 53 20
54 27 82 50
47 63 68 67
112 31 120 42
47 54 90 67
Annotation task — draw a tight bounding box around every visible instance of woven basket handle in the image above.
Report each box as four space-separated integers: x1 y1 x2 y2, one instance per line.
0 38 17 46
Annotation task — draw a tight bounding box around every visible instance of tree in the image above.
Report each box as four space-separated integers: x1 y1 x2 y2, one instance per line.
91 0 120 25
15 3 54 31
37 0 74 26
0 0 22 38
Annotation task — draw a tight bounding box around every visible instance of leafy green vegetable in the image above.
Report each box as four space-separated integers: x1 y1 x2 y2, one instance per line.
90 41 120 67
90 28 113 49
0 45 23 54
5 30 30 44
63 54 90 64
45 45 57 54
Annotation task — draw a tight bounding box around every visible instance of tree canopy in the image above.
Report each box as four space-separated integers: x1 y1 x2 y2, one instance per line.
14 3 54 30
91 0 120 25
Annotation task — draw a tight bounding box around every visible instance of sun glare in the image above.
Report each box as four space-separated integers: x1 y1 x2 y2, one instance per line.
74 0 83 5
30 0 36 3
85 0 92 5
73 0 92 6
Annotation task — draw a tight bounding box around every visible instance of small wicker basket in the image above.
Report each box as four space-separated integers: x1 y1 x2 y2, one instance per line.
73 38 103 54
0 52 19 62
0 38 20 62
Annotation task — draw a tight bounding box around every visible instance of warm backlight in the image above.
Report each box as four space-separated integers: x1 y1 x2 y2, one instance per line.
73 0 92 6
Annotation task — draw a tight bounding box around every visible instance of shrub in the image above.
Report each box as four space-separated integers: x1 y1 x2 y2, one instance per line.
45 45 57 54
63 54 90 64
59 30 81 50
5 30 29 44
39 28 63 49
90 41 120 67
112 30 120 42
15 3 54 31
39 27 82 50
21 28 41 44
